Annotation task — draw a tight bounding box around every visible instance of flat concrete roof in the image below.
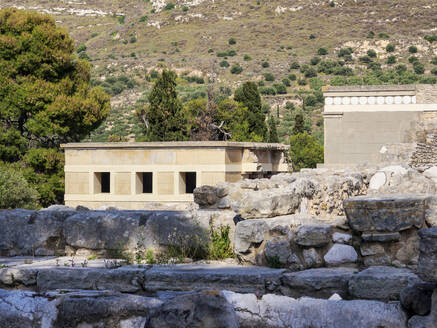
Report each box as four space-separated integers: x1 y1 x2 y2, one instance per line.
61 141 290 151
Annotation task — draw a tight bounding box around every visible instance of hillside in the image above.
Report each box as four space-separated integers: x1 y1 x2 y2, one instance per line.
2 0 437 142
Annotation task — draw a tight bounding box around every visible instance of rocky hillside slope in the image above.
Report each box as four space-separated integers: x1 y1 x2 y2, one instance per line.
2 0 437 141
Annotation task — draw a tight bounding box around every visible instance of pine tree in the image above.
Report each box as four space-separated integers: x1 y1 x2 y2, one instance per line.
144 70 188 141
267 116 279 143
234 82 267 141
292 113 305 135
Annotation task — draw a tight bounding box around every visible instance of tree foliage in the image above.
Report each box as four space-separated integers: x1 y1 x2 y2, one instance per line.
0 164 39 209
137 70 188 141
267 116 279 143
0 9 110 207
289 133 324 171
233 82 267 141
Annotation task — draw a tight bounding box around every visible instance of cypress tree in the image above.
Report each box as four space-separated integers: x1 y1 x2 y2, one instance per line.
267 116 279 143
146 70 188 141
234 82 267 141
292 113 305 135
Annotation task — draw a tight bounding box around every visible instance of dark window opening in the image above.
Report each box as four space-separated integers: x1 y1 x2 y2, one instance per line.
100 172 110 193
142 172 153 193
180 172 196 194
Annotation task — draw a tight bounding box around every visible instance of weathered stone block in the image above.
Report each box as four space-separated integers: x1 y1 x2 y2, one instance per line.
417 227 437 283
361 232 401 242
349 266 422 301
324 244 358 266
295 224 332 247
280 267 357 299
344 194 427 233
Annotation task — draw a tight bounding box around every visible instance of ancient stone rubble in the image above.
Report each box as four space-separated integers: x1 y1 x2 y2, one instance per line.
2 165 437 327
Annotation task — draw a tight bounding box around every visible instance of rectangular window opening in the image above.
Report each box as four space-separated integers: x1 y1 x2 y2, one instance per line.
95 172 110 193
141 172 153 193
180 172 197 194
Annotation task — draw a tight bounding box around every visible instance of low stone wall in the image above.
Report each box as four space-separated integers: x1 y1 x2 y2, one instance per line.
0 207 233 258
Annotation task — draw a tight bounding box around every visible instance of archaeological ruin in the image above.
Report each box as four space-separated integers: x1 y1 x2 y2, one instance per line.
2 85 437 327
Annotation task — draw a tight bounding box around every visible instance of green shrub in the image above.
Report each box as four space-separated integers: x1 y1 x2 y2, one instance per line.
366 31 375 38
413 62 425 74
431 68 437 76
359 55 372 63
139 15 148 22
424 34 437 43
431 57 437 65
78 52 90 60
76 44 87 53
208 48 214 53
282 78 291 86
220 60 229 68
289 133 324 171
130 36 137 43
230 63 243 74
264 72 275 81
297 78 307 86
367 62 381 71
317 47 328 55
338 48 353 57
309 34 316 39
258 80 264 86
290 61 300 69
0 166 39 209
408 45 418 53
395 65 407 74
304 67 317 78
182 6 189 12
164 2 175 10
91 32 98 38
259 87 276 95
243 54 252 61
386 43 395 52
310 56 321 65
378 32 389 39
273 83 286 94
409 56 419 64
151 8 156 13
118 15 125 24
329 1 335 7
262 61 270 68
228 37 236 45
386 55 396 64
367 49 377 58
227 50 237 56
304 95 317 106
208 223 234 260
288 73 297 81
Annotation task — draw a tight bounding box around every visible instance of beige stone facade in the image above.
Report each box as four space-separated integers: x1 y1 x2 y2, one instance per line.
322 84 437 168
61 142 290 209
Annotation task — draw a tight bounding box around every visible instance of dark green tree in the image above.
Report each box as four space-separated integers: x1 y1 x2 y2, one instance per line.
233 82 267 141
138 70 188 141
267 116 279 143
0 9 110 207
289 133 324 171
292 113 305 135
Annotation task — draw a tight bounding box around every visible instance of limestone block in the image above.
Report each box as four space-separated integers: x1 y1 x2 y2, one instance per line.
295 224 332 247
361 232 401 242
348 266 422 301
332 232 352 244
323 244 357 266
344 194 427 233
400 283 436 316
302 248 323 268
264 236 292 265
280 267 357 299
223 290 408 328
369 171 386 190
418 227 437 283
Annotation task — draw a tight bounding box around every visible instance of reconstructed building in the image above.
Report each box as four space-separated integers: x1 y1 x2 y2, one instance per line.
322 84 437 168
62 141 289 209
